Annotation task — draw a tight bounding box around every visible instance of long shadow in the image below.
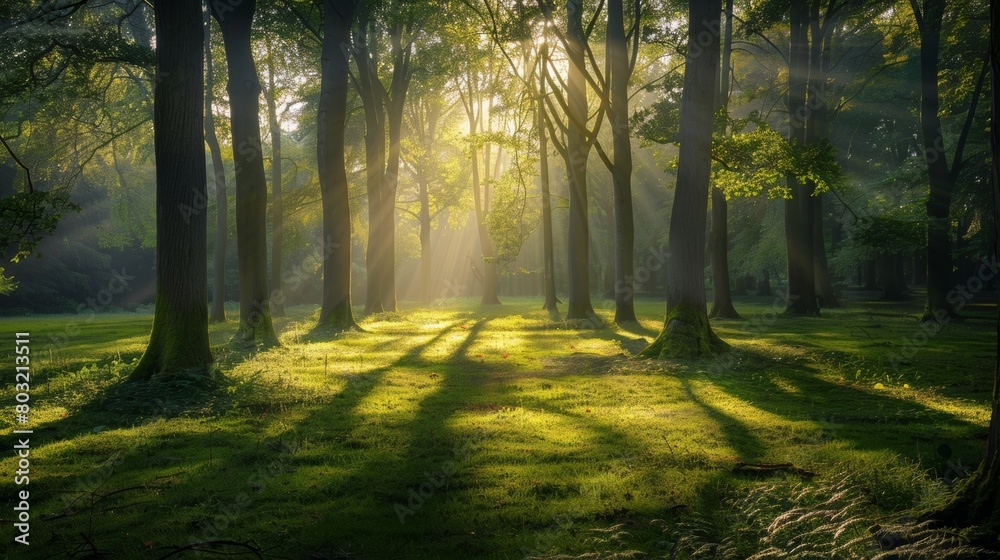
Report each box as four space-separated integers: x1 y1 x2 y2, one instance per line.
702 347 988 462
15 317 476 558
302 317 680 558
679 376 768 463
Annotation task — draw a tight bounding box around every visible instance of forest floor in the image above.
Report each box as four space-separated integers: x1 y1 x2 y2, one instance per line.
0 295 996 559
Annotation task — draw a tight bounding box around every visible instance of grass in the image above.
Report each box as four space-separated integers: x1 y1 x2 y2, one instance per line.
0 295 995 559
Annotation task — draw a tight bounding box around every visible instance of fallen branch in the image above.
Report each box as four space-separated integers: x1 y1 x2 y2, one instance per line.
732 461 817 480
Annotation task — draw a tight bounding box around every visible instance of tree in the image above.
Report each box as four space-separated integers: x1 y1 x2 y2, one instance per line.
641 0 727 359
924 0 1000 532
563 0 596 320
606 0 639 324
910 0 979 322
211 0 280 349
316 0 361 331
263 36 286 317
784 0 819 316
399 68 465 303
352 7 390 313
457 36 504 306
536 41 559 311
130 0 213 380
708 0 741 320
205 7 228 324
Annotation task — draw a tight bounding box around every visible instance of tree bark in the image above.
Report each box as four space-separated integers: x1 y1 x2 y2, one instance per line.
315 0 359 332
131 0 213 380
470 114 501 306
784 0 819 316
641 0 726 359
607 0 637 324
912 0 960 322
381 21 413 313
205 8 227 324
709 0 741 321
264 41 285 316
813 192 840 307
808 6 840 308
924 1 1000 529
538 45 559 311
353 13 387 314
212 0 280 349
565 0 595 321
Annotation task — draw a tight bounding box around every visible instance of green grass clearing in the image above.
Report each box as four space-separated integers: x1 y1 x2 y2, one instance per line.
0 296 994 558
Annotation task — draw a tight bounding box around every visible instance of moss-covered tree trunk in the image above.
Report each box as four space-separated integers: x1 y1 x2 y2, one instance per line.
641 0 726 360
130 0 213 381
211 0 279 350
315 0 359 332
205 9 228 325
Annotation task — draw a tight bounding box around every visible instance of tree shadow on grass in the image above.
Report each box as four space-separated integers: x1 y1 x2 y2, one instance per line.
701 346 988 463
21 318 475 558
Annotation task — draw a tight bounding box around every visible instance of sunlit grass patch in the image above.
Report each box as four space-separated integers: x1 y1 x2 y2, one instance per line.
0 296 993 558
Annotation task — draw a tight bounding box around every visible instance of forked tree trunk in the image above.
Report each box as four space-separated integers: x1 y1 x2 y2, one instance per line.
641 0 726 359
212 0 280 349
205 8 228 324
315 0 359 332
131 0 213 380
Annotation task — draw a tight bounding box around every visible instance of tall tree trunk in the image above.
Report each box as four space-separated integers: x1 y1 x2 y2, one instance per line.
608 0 637 324
538 46 559 311
809 3 840 309
419 174 432 302
641 0 726 359
925 1 1000 529
784 0 819 316
382 22 413 313
315 0 359 332
709 0 741 320
470 114 501 306
353 14 387 314
212 0 280 349
205 8 227 324
813 192 840 306
264 43 285 316
912 0 960 322
565 0 595 321
131 0 213 380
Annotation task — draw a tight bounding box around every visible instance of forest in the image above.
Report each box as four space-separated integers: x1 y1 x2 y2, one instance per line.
1 0 1000 557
